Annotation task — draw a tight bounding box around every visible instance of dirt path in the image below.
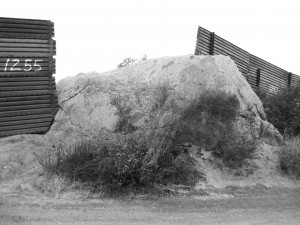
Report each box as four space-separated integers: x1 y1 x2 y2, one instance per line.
1 188 300 225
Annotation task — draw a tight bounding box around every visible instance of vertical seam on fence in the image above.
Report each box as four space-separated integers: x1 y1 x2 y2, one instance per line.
49 37 56 120
246 54 252 82
256 69 261 92
209 32 215 55
288 72 292 89
195 26 201 55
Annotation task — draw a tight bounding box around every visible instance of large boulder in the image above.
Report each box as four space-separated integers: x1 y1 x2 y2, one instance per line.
48 55 282 144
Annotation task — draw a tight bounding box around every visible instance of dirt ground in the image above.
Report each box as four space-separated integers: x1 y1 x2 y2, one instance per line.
1 187 300 225
1 135 300 225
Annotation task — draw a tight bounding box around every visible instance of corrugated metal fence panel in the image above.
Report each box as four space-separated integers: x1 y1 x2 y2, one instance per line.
214 34 250 76
0 38 55 58
194 26 211 55
0 17 57 138
291 73 300 87
194 26 300 94
250 55 288 87
0 17 54 39
194 26 251 78
248 67 259 91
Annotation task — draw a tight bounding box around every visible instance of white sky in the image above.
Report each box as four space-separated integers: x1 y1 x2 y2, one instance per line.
2 0 300 81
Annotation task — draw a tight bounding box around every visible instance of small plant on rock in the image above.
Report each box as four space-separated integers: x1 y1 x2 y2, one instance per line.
117 55 147 68
111 95 137 134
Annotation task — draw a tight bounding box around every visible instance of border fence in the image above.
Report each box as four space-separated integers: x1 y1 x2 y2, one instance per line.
195 26 300 94
0 17 58 138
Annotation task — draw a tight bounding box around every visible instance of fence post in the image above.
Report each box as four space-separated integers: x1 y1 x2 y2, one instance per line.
256 69 261 91
209 32 215 55
287 72 292 89
195 26 201 55
246 54 252 82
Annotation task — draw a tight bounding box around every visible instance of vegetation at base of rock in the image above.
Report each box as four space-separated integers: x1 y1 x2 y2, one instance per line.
173 89 256 167
181 90 239 126
213 135 257 168
117 55 147 68
36 89 259 195
176 90 239 149
279 136 300 179
258 83 300 178
36 131 202 194
258 83 300 136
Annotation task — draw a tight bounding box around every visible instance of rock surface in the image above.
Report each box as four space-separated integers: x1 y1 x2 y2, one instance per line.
48 55 282 144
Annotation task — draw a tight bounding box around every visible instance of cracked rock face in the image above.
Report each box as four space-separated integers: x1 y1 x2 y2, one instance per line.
47 55 282 144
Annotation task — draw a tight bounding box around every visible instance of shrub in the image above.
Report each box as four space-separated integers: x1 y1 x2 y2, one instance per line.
259 83 300 136
174 89 258 168
36 131 202 194
180 90 239 124
35 142 66 176
213 135 257 168
279 136 300 178
35 140 98 180
176 89 240 150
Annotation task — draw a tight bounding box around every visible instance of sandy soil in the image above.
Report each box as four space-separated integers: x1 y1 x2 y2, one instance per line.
1 187 300 225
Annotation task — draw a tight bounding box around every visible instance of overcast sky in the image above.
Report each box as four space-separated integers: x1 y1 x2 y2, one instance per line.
2 0 300 81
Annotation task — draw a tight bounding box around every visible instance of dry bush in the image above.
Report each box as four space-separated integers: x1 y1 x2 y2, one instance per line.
176 89 257 168
213 134 257 168
35 140 97 179
36 131 202 195
259 83 300 136
175 89 241 150
279 136 300 178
